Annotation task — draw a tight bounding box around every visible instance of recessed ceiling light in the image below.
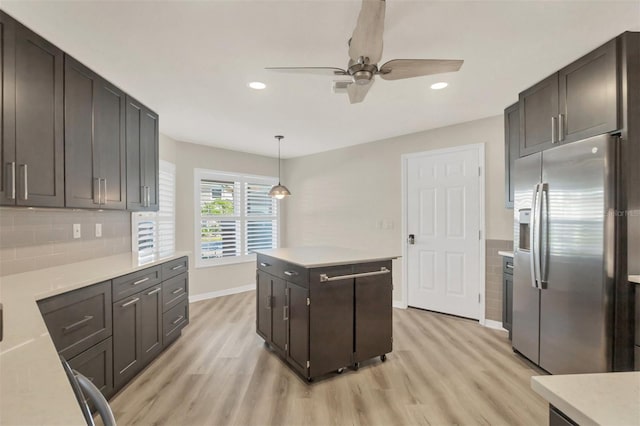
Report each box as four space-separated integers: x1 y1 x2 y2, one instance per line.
430 82 448 90
248 81 266 90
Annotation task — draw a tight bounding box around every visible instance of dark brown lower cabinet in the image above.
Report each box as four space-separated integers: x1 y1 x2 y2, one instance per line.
163 299 189 347
256 255 392 381
549 405 578 426
139 285 163 365
68 336 114 400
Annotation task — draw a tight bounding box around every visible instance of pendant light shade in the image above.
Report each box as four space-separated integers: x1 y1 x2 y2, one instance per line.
269 135 291 199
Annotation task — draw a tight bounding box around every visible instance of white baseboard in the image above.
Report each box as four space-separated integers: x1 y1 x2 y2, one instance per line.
189 284 254 303
392 300 407 309
483 319 507 332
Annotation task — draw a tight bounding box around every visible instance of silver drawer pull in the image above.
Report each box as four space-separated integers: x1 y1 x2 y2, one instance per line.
283 306 289 321
21 164 28 200
172 315 184 325
62 315 94 334
171 288 184 295
260 262 270 267
147 288 161 296
133 277 150 286
8 162 16 200
171 265 184 271
284 270 298 277
319 267 390 282
121 297 140 308
506 264 514 269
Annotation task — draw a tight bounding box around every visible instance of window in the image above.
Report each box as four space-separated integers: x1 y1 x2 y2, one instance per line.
195 169 279 267
132 160 176 263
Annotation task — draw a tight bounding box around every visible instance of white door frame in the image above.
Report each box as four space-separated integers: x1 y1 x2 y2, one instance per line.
400 143 487 325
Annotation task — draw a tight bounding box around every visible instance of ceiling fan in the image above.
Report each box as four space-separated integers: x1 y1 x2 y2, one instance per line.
265 0 464 104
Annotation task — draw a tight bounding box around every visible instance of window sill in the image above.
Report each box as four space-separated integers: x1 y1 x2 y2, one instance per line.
195 254 257 269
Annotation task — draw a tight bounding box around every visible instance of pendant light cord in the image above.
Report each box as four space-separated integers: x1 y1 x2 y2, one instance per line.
278 138 281 185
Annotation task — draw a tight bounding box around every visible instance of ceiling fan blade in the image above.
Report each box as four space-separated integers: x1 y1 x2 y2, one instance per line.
347 79 374 104
378 59 464 80
349 0 385 65
265 67 348 76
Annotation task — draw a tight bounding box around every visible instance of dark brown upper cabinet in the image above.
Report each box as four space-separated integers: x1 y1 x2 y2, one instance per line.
519 38 619 157
126 96 159 211
65 55 126 209
0 12 64 207
504 102 520 209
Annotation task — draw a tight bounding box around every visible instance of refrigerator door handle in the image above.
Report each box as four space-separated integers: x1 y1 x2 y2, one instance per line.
539 183 549 286
533 182 544 288
530 183 540 288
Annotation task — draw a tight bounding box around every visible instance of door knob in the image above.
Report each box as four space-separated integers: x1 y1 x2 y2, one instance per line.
408 234 415 245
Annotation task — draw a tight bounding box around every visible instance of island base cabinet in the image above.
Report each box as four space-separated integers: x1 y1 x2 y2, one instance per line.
256 270 272 342
286 282 309 376
354 263 393 363
270 277 288 355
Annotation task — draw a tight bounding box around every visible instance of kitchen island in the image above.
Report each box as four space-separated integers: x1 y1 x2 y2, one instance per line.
255 247 397 381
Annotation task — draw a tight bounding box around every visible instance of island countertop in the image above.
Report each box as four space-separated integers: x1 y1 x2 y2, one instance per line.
255 247 399 268
0 251 190 426
531 372 640 426
630 275 640 284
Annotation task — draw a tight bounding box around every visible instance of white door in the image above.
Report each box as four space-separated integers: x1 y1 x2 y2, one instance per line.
406 145 483 319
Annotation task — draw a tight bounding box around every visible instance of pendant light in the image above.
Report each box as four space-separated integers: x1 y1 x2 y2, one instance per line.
269 135 291 199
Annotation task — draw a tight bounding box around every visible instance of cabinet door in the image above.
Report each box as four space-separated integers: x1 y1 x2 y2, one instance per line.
559 39 618 144
286 281 309 373
64 56 100 208
519 73 559 156
14 22 64 207
256 270 272 342
503 273 513 339
67 336 114 400
354 266 392 363
113 294 143 390
271 276 287 354
95 77 126 209
139 285 163 366
125 96 144 210
504 102 519 209
0 12 16 206
141 107 159 210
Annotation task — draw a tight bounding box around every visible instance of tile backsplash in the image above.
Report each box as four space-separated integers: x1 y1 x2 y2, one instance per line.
0 208 131 276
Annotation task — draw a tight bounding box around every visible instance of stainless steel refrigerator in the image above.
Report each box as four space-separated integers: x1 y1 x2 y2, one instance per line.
512 133 632 374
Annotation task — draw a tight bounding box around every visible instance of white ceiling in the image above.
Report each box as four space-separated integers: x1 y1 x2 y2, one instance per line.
3 1 639 158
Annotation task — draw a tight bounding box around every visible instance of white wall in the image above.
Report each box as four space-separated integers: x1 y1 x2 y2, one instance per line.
281 115 512 303
159 134 278 297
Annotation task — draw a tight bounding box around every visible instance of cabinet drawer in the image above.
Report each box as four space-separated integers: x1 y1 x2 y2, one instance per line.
257 254 308 287
113 266 161 302
163 299 189 346
503 257 514 275
162 257 188 281
162 273 188 312
67 336 113 400
38 281 112 360
635 288 639 345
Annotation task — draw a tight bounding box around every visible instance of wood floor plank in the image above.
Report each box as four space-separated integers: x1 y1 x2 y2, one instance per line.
109 291 548 426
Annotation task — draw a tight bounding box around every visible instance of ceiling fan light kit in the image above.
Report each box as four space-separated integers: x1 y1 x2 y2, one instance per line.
269 135 291 200
265 0 463 104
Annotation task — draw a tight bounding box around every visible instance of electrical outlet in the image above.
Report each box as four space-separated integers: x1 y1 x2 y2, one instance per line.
95 223 102 238
73 224 81 239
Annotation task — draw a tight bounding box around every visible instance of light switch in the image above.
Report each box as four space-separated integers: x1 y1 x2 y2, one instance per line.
73 224 81 239
95 223 102 238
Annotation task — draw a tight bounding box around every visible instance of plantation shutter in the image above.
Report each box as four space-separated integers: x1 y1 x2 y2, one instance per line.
245 182 278 254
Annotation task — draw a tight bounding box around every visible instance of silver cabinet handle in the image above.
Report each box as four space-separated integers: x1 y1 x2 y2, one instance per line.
146 287 161 296
133 277 149 286
7 162 16 200
283 270 298 277
20 164 28 200
319 267 390 282
506 264 514 269
94 178 101 205
62 315 94 334
146 186 151 207
260 262 270 267
266 295 271 309
172 315 184 325
171 288 184 295
121 297 140 308
171 264 184 271
558 114 565 142
551 116 558 144
102 178 107 205
283 306 289 321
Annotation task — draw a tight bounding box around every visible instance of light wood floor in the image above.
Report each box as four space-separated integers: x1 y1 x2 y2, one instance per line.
109 291 548 426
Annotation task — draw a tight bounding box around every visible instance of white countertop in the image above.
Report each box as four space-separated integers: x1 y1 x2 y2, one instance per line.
531 372 640 426
255 246 399 268
0 251 190 426
498 250 514 257
630 275 640 284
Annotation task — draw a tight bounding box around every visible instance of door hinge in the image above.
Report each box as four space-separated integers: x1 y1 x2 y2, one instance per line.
478 230 482 240
285 343 288 351
478 166 482 177
306 360 310 368
306 297 310 306
478 293 481 303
